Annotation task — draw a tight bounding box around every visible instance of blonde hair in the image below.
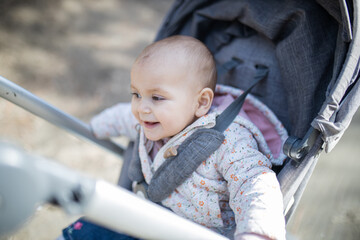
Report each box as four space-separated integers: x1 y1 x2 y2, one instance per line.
134 35 217 91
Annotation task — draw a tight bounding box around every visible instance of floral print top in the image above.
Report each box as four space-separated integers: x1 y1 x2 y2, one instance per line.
91 84 288 240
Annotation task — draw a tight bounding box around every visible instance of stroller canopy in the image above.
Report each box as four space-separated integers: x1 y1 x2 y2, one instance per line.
155 0 360 153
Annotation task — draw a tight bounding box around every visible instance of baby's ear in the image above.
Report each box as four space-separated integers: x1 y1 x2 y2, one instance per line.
195 88 214 117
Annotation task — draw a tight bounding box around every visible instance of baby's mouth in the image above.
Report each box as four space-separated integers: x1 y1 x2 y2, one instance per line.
143 121 160 129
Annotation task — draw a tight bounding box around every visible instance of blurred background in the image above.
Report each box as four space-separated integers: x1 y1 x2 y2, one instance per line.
0 1 359 239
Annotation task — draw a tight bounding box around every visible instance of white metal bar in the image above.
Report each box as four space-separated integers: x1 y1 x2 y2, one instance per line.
0 75 125 156
85 180 229 240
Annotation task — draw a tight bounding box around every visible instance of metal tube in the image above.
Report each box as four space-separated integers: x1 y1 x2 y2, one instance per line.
0 75 125 156
85 180 228 240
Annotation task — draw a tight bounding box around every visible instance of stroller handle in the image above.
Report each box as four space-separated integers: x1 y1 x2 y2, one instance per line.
0 76 125 156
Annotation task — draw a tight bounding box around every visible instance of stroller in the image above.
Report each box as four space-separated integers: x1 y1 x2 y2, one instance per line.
1 0 360 239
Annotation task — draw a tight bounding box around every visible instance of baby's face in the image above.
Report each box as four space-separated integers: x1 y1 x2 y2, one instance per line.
130 59 201 141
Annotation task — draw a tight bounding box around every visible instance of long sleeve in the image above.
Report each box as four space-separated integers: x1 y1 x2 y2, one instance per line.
90 102 139 141
218 124 286 240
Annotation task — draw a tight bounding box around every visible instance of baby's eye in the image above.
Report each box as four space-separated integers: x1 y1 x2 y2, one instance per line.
152 95 165 101
131 92 141 99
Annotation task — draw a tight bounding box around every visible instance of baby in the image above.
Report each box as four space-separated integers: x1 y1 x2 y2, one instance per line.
62 36 288 240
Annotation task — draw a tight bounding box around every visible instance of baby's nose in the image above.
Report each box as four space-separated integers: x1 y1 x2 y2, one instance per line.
138 100 151 114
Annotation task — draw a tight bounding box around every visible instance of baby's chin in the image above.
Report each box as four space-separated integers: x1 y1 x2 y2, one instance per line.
144 132 172 142
144 133 163 141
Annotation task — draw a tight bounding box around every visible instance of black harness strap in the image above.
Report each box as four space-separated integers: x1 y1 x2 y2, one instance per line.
214 65 268 132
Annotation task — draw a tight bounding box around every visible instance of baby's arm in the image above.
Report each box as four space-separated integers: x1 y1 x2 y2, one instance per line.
90 102 139 141
218 126 285 240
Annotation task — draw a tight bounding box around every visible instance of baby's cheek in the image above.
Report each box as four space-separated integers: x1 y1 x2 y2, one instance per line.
130 104 138 119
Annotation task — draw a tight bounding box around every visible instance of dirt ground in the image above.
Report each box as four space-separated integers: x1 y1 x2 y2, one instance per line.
0 1 359 240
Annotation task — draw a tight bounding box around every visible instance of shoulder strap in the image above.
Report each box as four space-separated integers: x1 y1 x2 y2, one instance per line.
213 65 268 132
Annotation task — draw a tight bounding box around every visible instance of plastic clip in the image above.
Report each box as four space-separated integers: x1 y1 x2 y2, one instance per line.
283 127 320 165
